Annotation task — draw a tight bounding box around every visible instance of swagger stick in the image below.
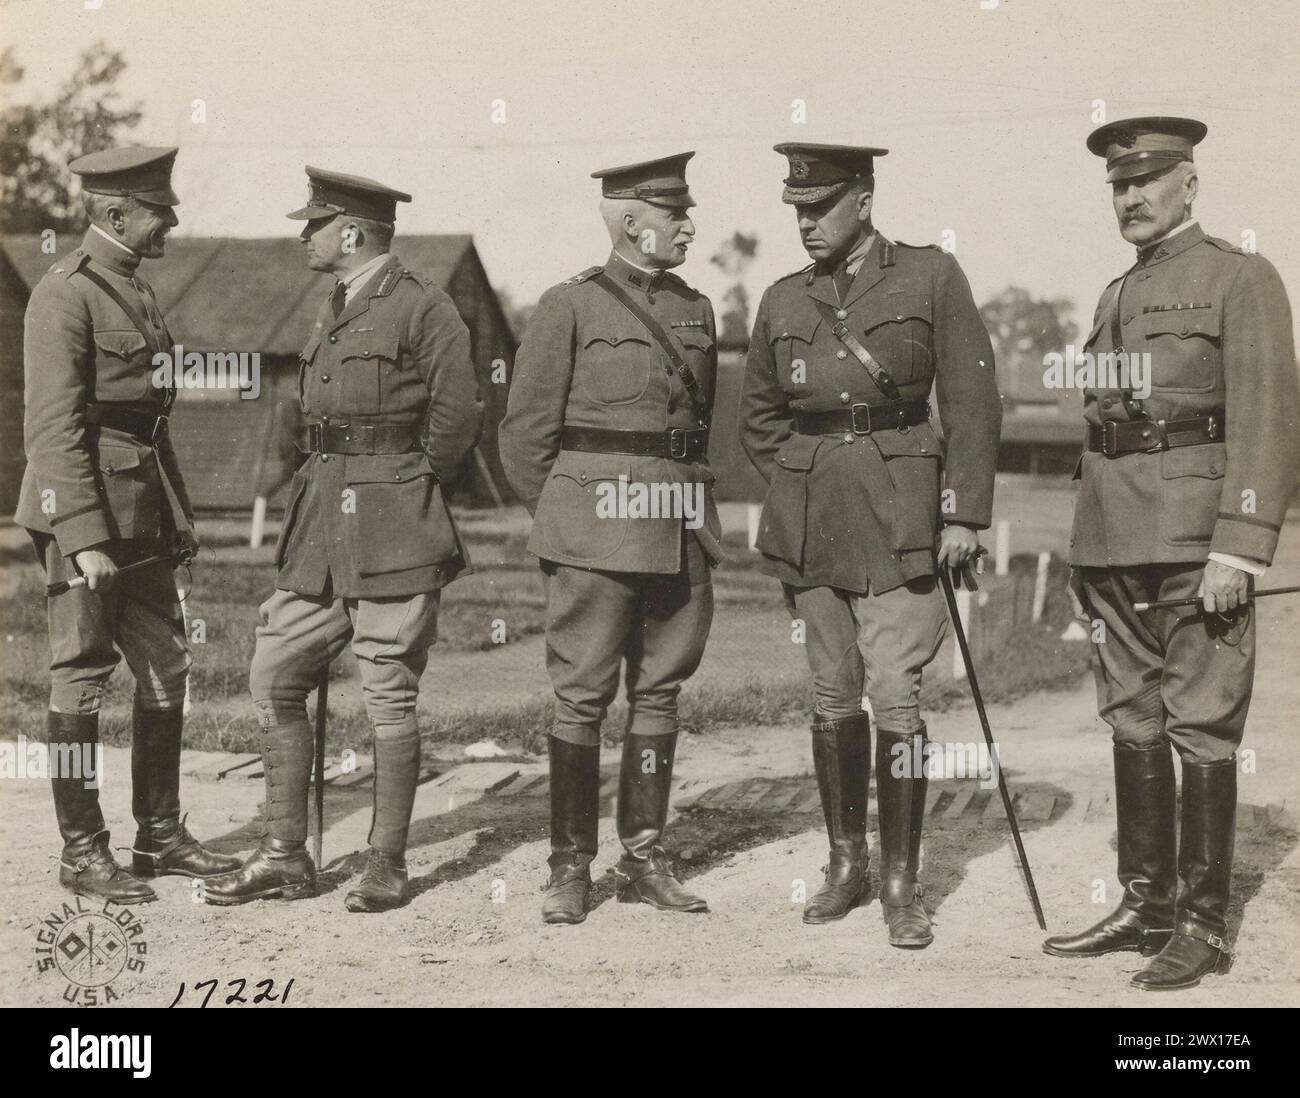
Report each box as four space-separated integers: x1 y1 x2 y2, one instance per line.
938 568 1047 930
312 664 329 868
1134 584 1300 612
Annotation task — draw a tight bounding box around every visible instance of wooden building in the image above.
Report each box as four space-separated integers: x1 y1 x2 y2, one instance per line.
0 234 517 516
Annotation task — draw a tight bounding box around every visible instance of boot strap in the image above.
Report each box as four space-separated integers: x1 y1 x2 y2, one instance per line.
1179 924 1230 956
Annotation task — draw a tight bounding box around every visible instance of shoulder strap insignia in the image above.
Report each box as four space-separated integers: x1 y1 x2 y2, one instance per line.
880 240 896 268
562 265 604 287
1204 235 1246 255
59 250 91 280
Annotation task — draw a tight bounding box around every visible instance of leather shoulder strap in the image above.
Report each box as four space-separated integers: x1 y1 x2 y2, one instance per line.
74 265 162 356
589 270 710 423
810 298 901 400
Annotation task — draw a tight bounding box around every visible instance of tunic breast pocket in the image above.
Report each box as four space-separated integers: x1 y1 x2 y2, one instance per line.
768 317 820 395
582 329 653 404
863 293 933 386
92 330 154 400
338 335 398 414
1142 310 1220 393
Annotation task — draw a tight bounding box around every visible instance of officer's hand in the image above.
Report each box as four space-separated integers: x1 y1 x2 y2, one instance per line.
175 527 199 563
936 524 980 571
1067 567 1090 623
1197 559 1250 614
72 548 118 591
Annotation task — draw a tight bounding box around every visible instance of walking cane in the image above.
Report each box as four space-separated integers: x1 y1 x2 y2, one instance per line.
938 565 1048 931
312 664 328 868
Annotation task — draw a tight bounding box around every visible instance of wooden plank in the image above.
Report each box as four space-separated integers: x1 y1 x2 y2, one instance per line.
330 763 374 788
791 785 825 814
1016 791 1056 822
925 785 946 814
758 782 808 812
943 784 978 820
733 780 775 809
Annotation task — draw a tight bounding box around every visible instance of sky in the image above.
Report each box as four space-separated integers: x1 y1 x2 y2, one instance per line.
3 0 1297 333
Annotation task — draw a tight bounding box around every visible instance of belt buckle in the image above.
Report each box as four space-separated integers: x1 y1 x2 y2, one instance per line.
1101 420 1118 457
1205 414 1220 441
668 428 688 459
307 423 322 452
344 424 375 455
850 403 872 435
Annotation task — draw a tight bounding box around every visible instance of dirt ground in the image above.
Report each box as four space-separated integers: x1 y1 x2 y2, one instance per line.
3 522 1298 1008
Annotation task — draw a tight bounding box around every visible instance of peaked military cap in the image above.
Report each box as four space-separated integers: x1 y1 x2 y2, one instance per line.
287 165 413 223
774 142 888 205
1086 116 1207 183
591 152 696 208
69 146 180 206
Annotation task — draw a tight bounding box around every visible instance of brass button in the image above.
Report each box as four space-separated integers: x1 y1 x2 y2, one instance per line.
836 350 848 360
319 454 329 462
896 314 904 321
781 330 789 338
579 472 588 482
362 351 371 358
329 335 337 343
840 392 850 403
843 432 854 444
321 375 331 383
1181 326 1190 335
835 309 847 320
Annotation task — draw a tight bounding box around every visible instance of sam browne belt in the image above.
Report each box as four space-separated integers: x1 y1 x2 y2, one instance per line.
793 398 930 436
305 422 422 455
1087 414 1223 456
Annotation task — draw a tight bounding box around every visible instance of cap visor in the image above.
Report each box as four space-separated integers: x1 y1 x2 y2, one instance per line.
135 186 180 206
286 204 339 220
1104 157 1187 184
643 193 696 209
782 180 850 205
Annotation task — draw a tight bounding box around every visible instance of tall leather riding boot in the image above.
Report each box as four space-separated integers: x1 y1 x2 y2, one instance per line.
542 737 600 925
1044 743 1176 958
875 727 932 947
50 710 156 903
803 711 870 924
614 730 707 913
1132 756 1236 990
203 719 316 905
346 723 420 913
130 704 242 879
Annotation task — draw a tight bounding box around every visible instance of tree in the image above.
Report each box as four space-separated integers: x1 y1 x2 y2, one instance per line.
0 42 143 233
710 231 760 347
979 287 1079 407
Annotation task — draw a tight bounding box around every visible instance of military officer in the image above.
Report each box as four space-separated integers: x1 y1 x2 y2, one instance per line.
1043 118 1299 989
741 144 1002 946
499 153 721 924
204 167 483 912
15 146 241 901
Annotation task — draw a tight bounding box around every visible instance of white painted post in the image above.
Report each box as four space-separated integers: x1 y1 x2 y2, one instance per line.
746 503 761 551
952 589 972 679
995 520 1010 576
1032 551 1051 622
249 495 267 548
